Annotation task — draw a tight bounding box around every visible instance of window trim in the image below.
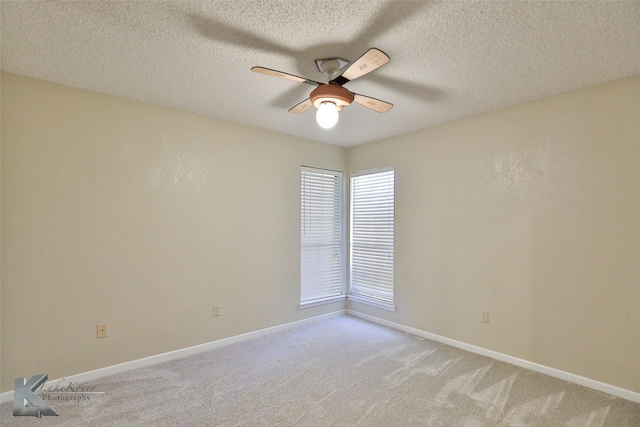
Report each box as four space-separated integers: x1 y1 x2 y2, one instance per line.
300 294 346 309
349 166 395 311
299 166 346 308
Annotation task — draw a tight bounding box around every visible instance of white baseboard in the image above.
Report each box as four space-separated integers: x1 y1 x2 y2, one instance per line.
0 310 346 404
5 309 637 405
346 309 640 404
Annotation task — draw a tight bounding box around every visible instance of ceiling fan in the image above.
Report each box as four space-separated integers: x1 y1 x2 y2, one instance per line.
251 48 393 129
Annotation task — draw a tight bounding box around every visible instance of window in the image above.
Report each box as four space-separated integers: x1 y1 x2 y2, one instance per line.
300 167 344 306
350 167 395 310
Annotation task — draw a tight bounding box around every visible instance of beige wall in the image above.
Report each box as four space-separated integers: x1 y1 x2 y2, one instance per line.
0 73 346 392
2 72 638 394
347 75 640 392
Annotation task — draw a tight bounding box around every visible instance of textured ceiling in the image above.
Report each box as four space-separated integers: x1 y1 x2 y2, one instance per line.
2 1 639 147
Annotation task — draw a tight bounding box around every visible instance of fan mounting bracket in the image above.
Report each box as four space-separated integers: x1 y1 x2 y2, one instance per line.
315 58 349 77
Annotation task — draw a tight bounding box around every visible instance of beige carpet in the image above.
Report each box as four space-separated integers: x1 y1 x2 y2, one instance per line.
2 315 639 426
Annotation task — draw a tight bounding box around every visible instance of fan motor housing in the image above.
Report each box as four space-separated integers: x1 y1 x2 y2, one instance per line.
310 84 354 111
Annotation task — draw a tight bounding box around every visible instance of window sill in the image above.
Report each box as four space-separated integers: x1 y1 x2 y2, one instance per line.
299 295 346 309
347 294 396 312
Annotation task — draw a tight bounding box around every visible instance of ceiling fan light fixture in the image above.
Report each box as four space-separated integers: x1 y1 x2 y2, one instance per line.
310 84 354 110
316 102 339 129
310 84 354 129
251 48 392 128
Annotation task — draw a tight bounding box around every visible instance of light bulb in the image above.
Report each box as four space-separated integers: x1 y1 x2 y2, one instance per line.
316 102 339 129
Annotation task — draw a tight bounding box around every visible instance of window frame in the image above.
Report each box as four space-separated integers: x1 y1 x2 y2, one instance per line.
348 166 396 312
299 166 346 308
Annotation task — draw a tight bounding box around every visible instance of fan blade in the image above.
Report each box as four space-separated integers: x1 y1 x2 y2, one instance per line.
331 48 390 85
353 94 393 113
251 67 320 86
289 98 313 114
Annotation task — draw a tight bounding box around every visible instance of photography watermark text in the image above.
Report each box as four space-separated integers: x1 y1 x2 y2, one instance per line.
13 374 104 418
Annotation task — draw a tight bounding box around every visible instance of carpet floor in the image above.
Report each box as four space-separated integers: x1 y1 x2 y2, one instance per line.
2 315 639 426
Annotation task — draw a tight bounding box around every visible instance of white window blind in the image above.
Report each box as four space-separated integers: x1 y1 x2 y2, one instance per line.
350 168 394 304
300 167 343 303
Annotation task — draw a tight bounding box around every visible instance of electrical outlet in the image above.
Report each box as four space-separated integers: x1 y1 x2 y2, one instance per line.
97 323 108 338
213 305 221 317
481 312 490 323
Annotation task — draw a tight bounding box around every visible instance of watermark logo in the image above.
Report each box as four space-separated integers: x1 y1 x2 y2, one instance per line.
13 374 59 418
13 374 104 418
